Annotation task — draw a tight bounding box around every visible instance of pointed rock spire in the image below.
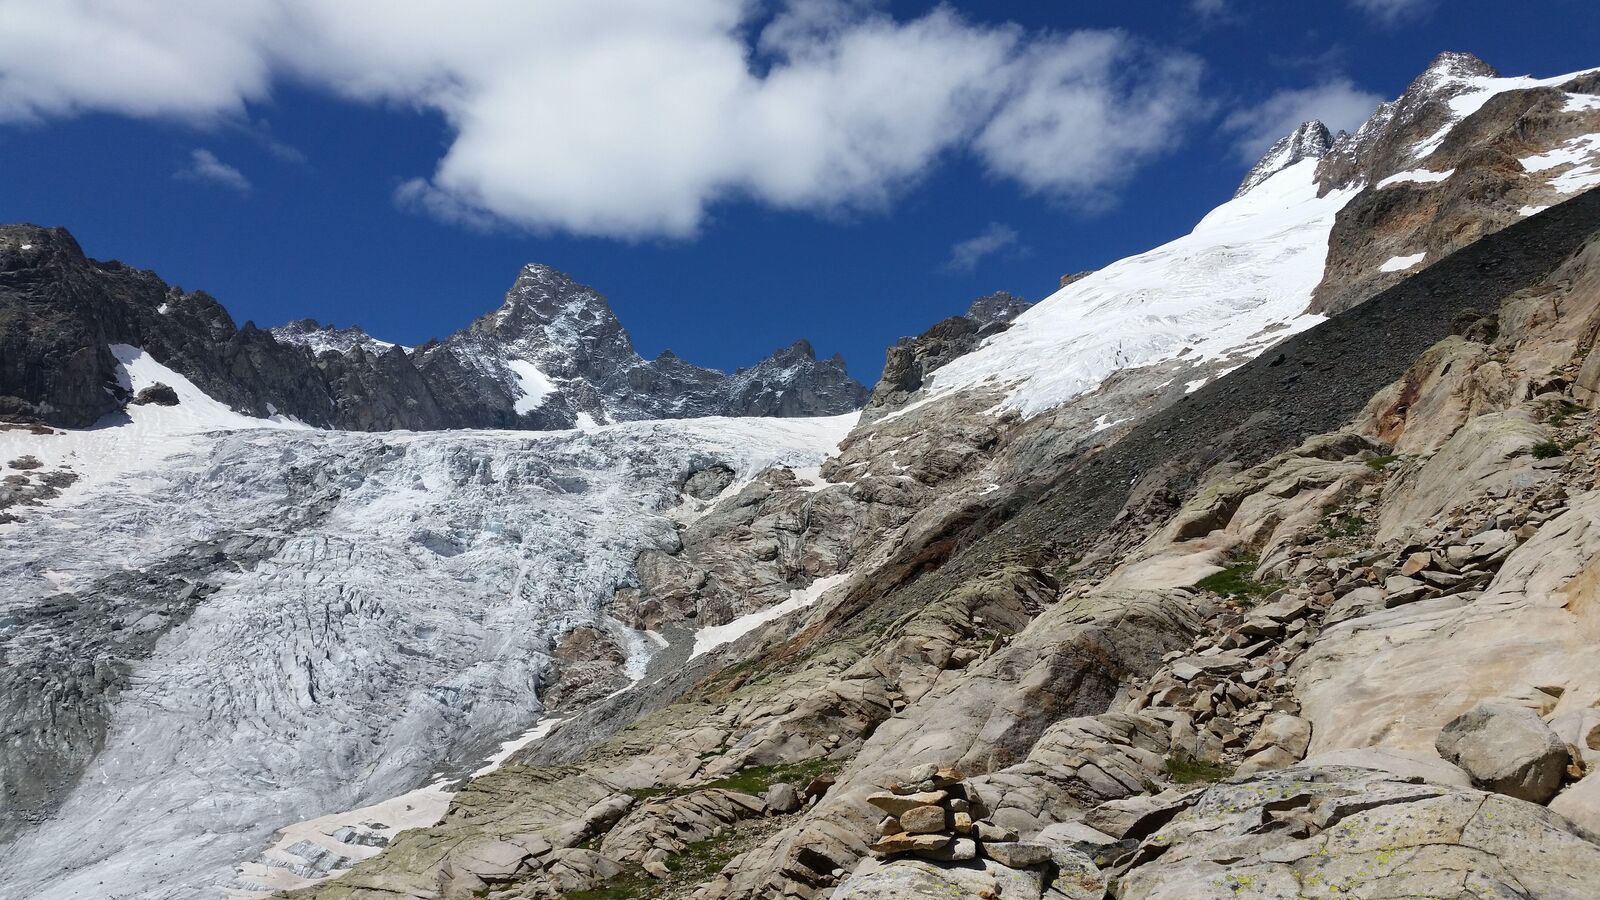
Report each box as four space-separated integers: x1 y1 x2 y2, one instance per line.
1234 121 1334 198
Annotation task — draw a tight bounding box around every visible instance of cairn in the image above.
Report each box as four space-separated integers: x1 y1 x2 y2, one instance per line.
866 764 1051 869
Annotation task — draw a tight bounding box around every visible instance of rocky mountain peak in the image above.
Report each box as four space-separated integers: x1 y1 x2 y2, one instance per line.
1234 121 1334 198
1316 51 1507 195
0 224 85 277
965 291 1031 325
1417 50 1499 86
479 264 625 342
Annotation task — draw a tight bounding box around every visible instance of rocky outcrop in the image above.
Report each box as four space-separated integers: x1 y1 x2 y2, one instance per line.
1113 766 1600 899
860 291 1031 423
0 231 867 430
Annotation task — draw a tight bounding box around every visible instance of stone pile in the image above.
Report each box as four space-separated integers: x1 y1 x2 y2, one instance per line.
866 764 1053 869
1122 588 1320 777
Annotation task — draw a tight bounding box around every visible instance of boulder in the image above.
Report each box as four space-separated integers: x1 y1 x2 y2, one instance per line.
984 841 1051 868
1084 788 1200 840
1042 846 1106 900
1235 745 1302 777
764 781 801 814
917 837 977 862
1297 747 1471 787
1244 713 1312 758
132 382 180 406
1436 702 1570 803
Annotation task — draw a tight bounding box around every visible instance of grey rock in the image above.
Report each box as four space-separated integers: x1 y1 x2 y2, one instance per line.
1116 765 1600 899
896 804 945 834
1436 702 1570 803
983 840 1051 868
764 781 801 814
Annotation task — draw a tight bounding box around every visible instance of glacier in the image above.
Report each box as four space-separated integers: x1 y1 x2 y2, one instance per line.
0 348 854 899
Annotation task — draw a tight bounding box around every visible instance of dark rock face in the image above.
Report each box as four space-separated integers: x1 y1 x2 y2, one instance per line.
860 292 1031 423
1234 120 1335 198
0 230 867 430
417 264 867 425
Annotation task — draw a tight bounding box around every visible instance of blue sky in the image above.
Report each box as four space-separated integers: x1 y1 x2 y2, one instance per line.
3 0 1597 381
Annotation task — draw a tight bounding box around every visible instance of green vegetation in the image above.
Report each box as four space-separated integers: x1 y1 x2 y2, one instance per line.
562 872 656 900
1364 454 1399 471
1194 555 1277 602
1547 399 1585 427
625 756 842 803
1164 754 1233 784
1320 509 1366 539
666 833 744 880
1531 440 1564 460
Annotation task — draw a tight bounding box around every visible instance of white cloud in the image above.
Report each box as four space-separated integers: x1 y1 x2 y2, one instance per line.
0 1 1206 239
1191 0 1228 17
1221 78 1383 161
944 222 1019 272
1349 0 1435 24
176 149 252 194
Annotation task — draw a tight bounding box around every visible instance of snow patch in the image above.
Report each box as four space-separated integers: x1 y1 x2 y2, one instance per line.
1376 168 1454 188
1522 133 1600 195
507 359 557 413
689 572 849 660
1380 253 1427 272
472 716 568 778
0 346 311 504
1519 205 1551 217
1566 94 1600 112
1092 414 1129 432
1520 134 1600 172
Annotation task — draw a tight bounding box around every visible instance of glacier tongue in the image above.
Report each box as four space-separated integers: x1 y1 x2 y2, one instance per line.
0 409 854 900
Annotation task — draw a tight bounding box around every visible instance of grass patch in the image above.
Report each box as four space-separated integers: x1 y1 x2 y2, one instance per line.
625 757 843 803
665 833 743 880
1194 555 1277 602
1164 755 1234 784
1531 440 1564 460
562 873 655 900
1364 454 1399 471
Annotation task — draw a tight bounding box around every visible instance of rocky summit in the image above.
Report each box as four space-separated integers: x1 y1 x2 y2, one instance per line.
5 49 1600 900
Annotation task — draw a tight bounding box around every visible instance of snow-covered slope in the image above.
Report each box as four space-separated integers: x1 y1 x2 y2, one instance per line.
915 160 1355 417
0 374 852 899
